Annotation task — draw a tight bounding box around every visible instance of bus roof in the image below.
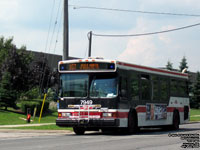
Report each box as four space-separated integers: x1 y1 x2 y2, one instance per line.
116 61 188 79
59 58 188 79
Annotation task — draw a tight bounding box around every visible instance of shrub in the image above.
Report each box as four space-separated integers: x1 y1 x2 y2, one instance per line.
21 99 49 116
20 87 40 100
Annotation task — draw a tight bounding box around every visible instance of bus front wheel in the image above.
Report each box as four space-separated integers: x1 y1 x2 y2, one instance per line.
73 127 85 135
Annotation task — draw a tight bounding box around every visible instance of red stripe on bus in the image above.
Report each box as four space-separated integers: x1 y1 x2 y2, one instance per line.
117 112 128 118
70 111 129 118
117 62 188 77
136 106 184 113
71 112 101 116
136 106 146 113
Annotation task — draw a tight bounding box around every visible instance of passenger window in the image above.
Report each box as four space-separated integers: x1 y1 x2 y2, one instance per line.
120 77 128 98
170 79 177 96
130 74 139 100
152 76 160 101
160 78 169 101
141 74 150 100
178 80 188 97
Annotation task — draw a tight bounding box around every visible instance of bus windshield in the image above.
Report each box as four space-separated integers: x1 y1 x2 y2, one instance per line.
60 73 117 98
90 75 117 98
60 74 88 97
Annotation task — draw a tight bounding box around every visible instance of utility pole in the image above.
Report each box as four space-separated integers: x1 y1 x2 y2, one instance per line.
88 31 92 57
63 0 69 60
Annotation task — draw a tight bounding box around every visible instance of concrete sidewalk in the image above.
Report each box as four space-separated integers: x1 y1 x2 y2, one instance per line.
0 123 56 128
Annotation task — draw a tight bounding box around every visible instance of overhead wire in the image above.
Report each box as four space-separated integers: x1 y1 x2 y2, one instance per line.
39 0 56 93
92 22 200 37
40 0 62 92
46 4 63 89
70 5 200 17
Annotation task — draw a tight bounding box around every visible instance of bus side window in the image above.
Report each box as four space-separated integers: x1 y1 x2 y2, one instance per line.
160 77 169 101
130 74 139 100
120 77 128 98
141 74 151 100
171 79 178 96
151 76 160 101
177 80 188 97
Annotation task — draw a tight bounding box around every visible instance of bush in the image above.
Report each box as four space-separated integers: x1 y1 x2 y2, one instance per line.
20 87 40 100
21 99 49 116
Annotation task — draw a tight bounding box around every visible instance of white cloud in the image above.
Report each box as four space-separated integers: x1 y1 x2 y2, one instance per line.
158 25 175 44
116 17 200 71
0 0 19 21
117 18 158 66
118 36 157 66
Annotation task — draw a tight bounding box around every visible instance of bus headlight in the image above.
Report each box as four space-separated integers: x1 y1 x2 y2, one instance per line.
103 113 112 117
62 113 71 117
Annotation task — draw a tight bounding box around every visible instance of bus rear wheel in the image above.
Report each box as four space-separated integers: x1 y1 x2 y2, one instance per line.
73 127 85 135
171 110 180 130
128 112 138 134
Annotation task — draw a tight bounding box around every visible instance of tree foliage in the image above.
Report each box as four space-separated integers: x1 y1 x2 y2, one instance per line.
31 57 51 92
0 72 17 109
0 37 34 108
0 36 56 110
179 56 188 72
191 72 200 108
166 60 173 70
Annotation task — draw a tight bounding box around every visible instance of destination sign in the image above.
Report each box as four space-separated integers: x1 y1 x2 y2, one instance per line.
59 62 115 71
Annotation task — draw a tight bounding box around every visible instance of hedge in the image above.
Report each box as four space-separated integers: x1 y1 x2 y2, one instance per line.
21 99 49 116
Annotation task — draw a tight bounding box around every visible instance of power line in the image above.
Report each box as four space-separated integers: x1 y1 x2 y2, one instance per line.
92 22 200 37
40 0 62 92
39 0 56 93
70 5 200 17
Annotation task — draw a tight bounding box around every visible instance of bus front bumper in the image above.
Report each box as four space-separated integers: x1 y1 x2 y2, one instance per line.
56 118 120 127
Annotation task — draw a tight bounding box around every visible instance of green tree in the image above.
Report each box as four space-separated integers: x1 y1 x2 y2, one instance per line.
179 56 188 72
0 42 33 92
0 37 13 67
191 72 200 108
0 37 33 108
0 72 17 109
166 60 173 70
30 56 52 93
0 36 54 109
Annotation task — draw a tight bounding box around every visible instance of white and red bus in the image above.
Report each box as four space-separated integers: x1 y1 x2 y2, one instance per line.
56 58 189 135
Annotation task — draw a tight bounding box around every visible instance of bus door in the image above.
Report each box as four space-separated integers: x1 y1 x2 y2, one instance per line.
119 76 129 109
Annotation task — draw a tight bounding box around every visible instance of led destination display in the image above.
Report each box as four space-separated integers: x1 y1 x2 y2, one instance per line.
60 62 115 71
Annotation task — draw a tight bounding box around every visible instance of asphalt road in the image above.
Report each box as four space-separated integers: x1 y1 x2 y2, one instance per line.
0 122 200 150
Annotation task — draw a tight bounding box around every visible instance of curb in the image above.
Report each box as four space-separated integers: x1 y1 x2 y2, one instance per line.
0 129 73 134
0 123 55 128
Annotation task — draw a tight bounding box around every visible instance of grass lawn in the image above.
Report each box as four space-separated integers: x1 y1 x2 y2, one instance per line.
190 108 200 122
8 124 73 130
0 108 58 125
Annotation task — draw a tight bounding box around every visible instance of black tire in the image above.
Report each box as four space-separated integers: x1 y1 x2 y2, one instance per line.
171 110 180 130
128 111 138 134
73 127 85 135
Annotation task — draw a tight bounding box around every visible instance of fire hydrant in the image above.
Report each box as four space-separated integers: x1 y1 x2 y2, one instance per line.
27 113 31 123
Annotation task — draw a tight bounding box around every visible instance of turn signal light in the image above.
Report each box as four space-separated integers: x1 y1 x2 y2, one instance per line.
58 112 62 117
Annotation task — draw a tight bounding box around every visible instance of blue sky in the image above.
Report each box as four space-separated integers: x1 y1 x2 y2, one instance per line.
0 0 200 72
